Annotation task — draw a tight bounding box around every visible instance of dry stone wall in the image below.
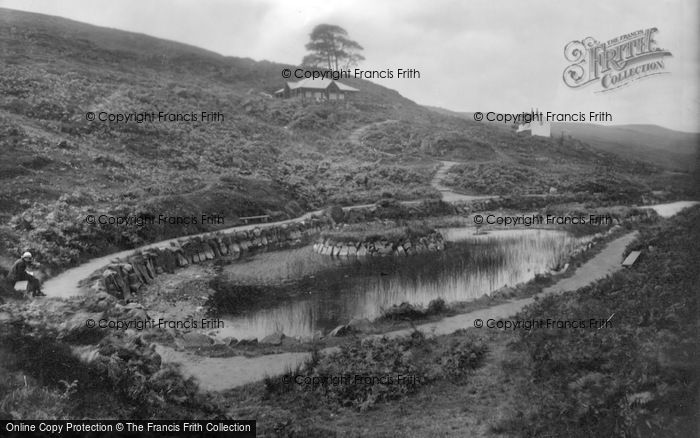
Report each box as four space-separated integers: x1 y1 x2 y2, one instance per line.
94 217 331 300
312 231 445 258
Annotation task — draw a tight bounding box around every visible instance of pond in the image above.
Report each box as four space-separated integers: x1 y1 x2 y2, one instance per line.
212 228 586 340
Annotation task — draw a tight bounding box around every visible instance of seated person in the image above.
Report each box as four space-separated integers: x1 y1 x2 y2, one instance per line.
8 252 45 297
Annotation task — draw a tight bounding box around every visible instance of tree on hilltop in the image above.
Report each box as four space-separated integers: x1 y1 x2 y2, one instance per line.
302 24 365 70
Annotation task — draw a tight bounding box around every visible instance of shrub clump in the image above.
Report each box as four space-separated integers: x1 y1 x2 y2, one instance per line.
380 298 448 321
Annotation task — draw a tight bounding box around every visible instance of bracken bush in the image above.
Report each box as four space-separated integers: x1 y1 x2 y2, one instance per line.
379 298 448 321
266 329 488 412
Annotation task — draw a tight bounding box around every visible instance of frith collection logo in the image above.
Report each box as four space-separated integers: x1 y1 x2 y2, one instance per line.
563 28 672 92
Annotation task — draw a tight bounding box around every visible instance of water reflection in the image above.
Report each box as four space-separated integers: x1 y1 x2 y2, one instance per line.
215 229 583 340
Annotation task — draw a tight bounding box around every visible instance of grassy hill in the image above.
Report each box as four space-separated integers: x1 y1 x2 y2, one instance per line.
551 123 699 172
0 8 696 272
426 106 699 173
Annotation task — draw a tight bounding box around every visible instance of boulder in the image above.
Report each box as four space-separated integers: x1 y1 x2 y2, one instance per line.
236 337 258 346
492 286 516 299
202 243 215 260
221 235 234 251
261 331 285 345
329 325 351 337
132 260 152 284
223 337 239 347
176 253 189 267
217 238 229 255
378 244 393 256
144 258 157 279
83 291 118 312
179 332 214 348
159 248 178 273
281 336 300 347
102 269 122 298
208 239 222 258
347 317 372 332
267 232 278 244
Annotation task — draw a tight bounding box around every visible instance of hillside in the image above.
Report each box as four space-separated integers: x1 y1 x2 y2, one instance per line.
426 106 699 173
551 123 699 172
0 8 695 273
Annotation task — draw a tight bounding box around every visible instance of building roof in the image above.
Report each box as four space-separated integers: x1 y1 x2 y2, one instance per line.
287 78 358 92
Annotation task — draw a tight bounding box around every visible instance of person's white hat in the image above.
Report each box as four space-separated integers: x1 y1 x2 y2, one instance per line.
21 252 32 260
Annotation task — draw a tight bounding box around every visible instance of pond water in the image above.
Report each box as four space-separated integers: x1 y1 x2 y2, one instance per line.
213 228 586 340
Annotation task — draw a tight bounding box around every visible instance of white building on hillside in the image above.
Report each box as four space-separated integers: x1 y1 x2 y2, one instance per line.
516 108 551 137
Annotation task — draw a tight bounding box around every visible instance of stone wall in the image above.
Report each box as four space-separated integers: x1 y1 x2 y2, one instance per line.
94 217 331 300
312 231 445 258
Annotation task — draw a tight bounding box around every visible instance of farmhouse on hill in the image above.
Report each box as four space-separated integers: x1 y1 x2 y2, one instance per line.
275 78 359 102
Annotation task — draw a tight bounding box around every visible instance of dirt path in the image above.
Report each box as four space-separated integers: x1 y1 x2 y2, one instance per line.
641 200 698 218
155 346 311 392
154 231 639 390
431 161 499 203
348 119 398 157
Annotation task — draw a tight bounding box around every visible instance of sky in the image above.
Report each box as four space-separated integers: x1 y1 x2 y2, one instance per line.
1 0 698 132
